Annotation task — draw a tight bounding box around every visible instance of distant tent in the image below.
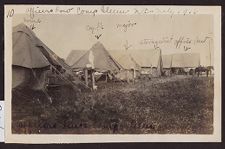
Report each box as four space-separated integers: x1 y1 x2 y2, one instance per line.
171 53 200 68
109 50 141 70
72 42 122 73
68 48 163 77
109 50 141 81
127 49 163 77
66 50 87 66
12 23 69 90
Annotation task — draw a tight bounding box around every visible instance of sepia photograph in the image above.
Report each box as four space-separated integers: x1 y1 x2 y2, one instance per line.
4 5 221 143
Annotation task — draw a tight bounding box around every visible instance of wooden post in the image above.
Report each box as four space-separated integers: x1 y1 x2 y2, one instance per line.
126 71 129 83
91 70 96 90
84 68 89 87
105 73 108 83
209 38 211 67
133 68 136 78
132 69 135 83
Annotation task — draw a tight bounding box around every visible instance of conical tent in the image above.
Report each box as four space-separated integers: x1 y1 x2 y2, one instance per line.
72 42 122 72
13 23 59 68
12 23 69 89
13 25 50 68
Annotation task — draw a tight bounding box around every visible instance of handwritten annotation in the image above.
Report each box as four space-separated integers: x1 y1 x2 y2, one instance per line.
140 36 211 51
24 6 198 17
116 20 137 32
86 22 104 40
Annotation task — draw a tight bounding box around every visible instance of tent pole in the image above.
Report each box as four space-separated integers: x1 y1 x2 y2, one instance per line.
105 73 108 83
84 68 89 87
208 39 212 76
126 71 129 83
91 69 96 90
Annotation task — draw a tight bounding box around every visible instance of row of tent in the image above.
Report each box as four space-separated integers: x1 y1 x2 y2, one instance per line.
66 42 163 77
67 47 201 71
66 43 201 78
162 53 200 69
162 53 201 75
67 42 163 81
12 23 203 91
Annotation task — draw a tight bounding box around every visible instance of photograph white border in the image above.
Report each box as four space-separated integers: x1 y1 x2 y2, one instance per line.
4 5 221 143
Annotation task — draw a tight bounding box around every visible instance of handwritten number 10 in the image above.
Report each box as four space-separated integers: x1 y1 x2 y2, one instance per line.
7 9 14 18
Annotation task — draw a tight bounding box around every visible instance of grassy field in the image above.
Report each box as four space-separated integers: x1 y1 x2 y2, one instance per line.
12 75 214 134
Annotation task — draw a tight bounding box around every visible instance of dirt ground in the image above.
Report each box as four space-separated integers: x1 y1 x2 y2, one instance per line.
12 75 214 134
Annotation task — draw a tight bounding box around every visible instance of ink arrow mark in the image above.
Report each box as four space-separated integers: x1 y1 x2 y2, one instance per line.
124 40 132 50
95 34 102 40
30 24 36 30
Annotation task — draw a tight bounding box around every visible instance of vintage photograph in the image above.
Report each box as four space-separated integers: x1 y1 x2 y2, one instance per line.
4 5 221 143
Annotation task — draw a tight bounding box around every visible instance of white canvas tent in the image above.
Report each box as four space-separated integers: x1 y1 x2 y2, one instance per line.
109 50 141 70
127 49 163 77
109 50 141 81
171 53 200 68
72 42 122 73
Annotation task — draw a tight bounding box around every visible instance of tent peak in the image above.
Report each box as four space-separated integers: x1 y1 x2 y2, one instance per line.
13 23 29 32
93 41 104 48
14 23 27 28
13 23 38 41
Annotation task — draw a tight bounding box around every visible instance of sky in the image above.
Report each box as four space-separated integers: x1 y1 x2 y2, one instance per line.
13 13 214 66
